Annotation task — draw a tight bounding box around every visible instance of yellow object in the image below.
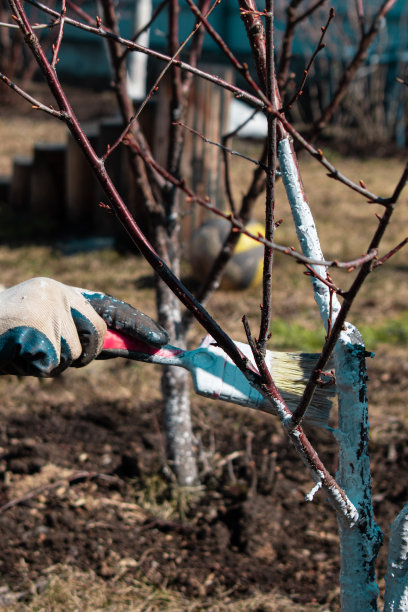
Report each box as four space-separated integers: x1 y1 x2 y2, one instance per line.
190 218 265 290
235 222 264 254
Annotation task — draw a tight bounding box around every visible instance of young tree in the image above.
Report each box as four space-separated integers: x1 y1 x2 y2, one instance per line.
1 0 407 609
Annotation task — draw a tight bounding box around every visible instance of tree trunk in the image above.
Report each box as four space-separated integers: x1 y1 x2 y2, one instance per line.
334 333 383 611
156 280 198 486
384 502 408 610
279 136 383 610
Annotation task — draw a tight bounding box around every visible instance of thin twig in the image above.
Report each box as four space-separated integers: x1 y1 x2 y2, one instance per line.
293 0 327 25
175 120 267 169
277 123 384 203
185 0 270 108
0 72 64 117
312 0 397 137
221 109 266 214
102 0 217 162
304 263 344 294
120 0 171 62
390 162 408 204
283 7 335 111
372 237 408 268
257 0 276 355
355 0 365 37
51 0 66 68
278 0 327 93
66 0 96 25
0 20 50 28
242 316 358 526
126 136 380 270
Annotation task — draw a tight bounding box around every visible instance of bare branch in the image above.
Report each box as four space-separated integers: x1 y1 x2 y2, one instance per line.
176 120 267 169
372 237 408 269
0 20 50 29
283 7 334 111
312 0 397 137
101 0 215 163
355 0 366 36
127 136 381 270
242 316 358 526
257 0 276 355
51 0 66 68
238 0 267 92
276 123 385 203
0 72 64 117
278 0 327 93
26 0 266 109
120 0 171 62
185 0 270 107
389 162 408 204
293 0 328 25
304 263 344 295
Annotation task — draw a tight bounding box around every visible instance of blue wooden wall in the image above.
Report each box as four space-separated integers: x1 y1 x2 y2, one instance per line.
53 0 408 83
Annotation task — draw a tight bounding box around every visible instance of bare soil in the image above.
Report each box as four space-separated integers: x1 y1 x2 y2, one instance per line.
0 361 406 610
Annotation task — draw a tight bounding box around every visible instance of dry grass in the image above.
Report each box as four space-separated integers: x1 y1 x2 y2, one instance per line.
228 143 408 331
3 564 328 611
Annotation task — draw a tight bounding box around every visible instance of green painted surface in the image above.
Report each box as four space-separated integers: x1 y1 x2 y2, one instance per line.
54 0 408 82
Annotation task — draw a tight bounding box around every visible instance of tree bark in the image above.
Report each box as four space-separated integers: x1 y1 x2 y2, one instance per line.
278 136 382 610
156 280 198 486
384 502 408 610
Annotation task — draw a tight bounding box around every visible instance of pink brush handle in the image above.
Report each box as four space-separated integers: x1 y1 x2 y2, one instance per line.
102 329 184 361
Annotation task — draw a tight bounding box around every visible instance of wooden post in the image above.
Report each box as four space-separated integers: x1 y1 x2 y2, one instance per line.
9 156 32 212
0 176 10 205
30 143 66 221
66 126 98 232
181 66 233 244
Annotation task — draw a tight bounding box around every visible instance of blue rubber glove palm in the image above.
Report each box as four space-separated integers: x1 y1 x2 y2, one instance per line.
0 277 168 377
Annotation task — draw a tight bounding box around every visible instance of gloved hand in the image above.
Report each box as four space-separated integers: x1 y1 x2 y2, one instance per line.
0 277 168 377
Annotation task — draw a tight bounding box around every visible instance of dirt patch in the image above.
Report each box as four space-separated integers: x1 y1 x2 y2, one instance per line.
0 366 406 609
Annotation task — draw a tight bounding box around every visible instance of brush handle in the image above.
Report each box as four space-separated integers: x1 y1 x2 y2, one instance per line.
100 329 186 366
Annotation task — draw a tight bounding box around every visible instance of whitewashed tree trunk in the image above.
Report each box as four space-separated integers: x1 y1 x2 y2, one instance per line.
157 281 198 486
279 136 382 610
334 330 383 611
384 503 408 610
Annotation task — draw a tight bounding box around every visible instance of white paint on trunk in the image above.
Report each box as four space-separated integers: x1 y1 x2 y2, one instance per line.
157 280 198 487
278 137 341 329
279 137 382 610
305 478 323 502
384 503 408 611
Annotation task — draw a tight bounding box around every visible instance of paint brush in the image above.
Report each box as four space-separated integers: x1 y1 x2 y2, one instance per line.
101 330 335 428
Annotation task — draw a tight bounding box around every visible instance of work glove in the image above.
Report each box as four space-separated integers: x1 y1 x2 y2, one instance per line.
0 277 168 377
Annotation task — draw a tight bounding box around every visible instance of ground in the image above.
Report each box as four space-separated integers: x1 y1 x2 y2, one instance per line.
0 84 407 611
